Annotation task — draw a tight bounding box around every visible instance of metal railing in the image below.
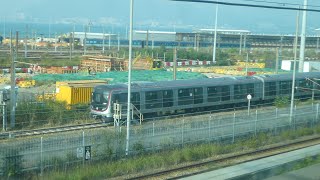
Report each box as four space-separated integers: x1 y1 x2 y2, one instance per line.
131 103 144 124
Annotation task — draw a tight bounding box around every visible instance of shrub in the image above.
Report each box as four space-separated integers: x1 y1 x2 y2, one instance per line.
274 96 290 108
2 148 23 178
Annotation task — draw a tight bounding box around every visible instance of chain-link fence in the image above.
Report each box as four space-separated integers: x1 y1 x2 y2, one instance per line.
0 91 94 131
0 103 319 176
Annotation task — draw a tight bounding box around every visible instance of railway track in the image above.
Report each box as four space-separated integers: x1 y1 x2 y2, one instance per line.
127 136 320 180
0 107 237 140
0 102 304 140
0 122 112 140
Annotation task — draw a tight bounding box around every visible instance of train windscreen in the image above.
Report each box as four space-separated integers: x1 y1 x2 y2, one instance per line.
91 89 110 111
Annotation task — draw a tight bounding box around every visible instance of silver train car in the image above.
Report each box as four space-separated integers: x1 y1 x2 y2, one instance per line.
90 72 320 122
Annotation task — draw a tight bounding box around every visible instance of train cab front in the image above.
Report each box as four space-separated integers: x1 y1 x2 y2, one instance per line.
90 86 113 122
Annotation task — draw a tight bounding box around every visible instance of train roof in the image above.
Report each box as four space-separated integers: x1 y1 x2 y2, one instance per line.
94 76 260 91
256 72 320 81
94 72 320 92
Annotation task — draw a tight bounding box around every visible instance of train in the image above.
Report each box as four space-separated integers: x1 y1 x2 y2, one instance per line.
90 72 320 122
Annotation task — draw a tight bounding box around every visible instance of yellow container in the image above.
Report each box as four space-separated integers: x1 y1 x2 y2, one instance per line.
55 80 109 107
56 86 94 105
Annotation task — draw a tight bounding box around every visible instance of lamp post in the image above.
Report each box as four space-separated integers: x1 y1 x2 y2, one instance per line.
126 0 134 156
246 52 249 76
290 9 300 125
316 28 320 54
102 28 105 54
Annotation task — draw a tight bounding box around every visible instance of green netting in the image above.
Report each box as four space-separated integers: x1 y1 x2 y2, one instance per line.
32 70 207 84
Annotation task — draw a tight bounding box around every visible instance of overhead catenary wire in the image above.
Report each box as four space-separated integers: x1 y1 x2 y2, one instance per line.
171 0 320 12
238 0 320 9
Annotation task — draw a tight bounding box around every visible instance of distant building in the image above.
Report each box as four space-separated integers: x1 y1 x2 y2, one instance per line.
282 60 320 72
59 29 320 50
70 32 116 46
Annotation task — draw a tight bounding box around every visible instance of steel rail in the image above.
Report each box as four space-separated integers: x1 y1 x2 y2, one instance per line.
128 135 320 179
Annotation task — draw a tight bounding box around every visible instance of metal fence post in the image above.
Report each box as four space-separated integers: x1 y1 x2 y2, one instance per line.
316 104 319 122
255 110 257 136
82 131 85 166
233 113 235 143
294 105 297 129
152 122 155 137
312 103 315 127
40 137 43 176
276 108 278 120
2 102 6 131
209 115 211 141
182 119 184 147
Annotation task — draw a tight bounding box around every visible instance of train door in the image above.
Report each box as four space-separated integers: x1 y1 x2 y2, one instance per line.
163 90 173 107
194 87 203 104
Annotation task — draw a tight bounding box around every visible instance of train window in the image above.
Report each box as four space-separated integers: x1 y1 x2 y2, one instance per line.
298 80 312 93
234 84 254 99
178 88 193 105
280 81 292 95
234 85 242 99
221 86 230 101
145 91 161 109
163 90 173 107
208 86 221 102
118 93 127 103
132 92 140 110
117 92 140 110
265 82 276 96
194 88 203 104
314 79 320 95
247 84 254 97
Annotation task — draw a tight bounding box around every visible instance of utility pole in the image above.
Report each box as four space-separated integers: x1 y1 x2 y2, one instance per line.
239 34 243 55
10 31 18 129
84 25 87 55
102 29 105 54
246 52 249 76
152 34 154 50
299 0 308 72
173 48 177 80
3 17 5 39
25 25 28 58
275 48 279 74
290 10 300 125
2 100 6 131
49 21 51 40
108 32 111 50
146 30 149 49
54 33 57 52
126 0 134 156
118 33 120 52
213 4 218 63
69 31 72 61
72 24 75 52
194 34 197 50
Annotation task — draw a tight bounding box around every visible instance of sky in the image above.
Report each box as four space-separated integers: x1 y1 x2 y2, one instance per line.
0 0 320 34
